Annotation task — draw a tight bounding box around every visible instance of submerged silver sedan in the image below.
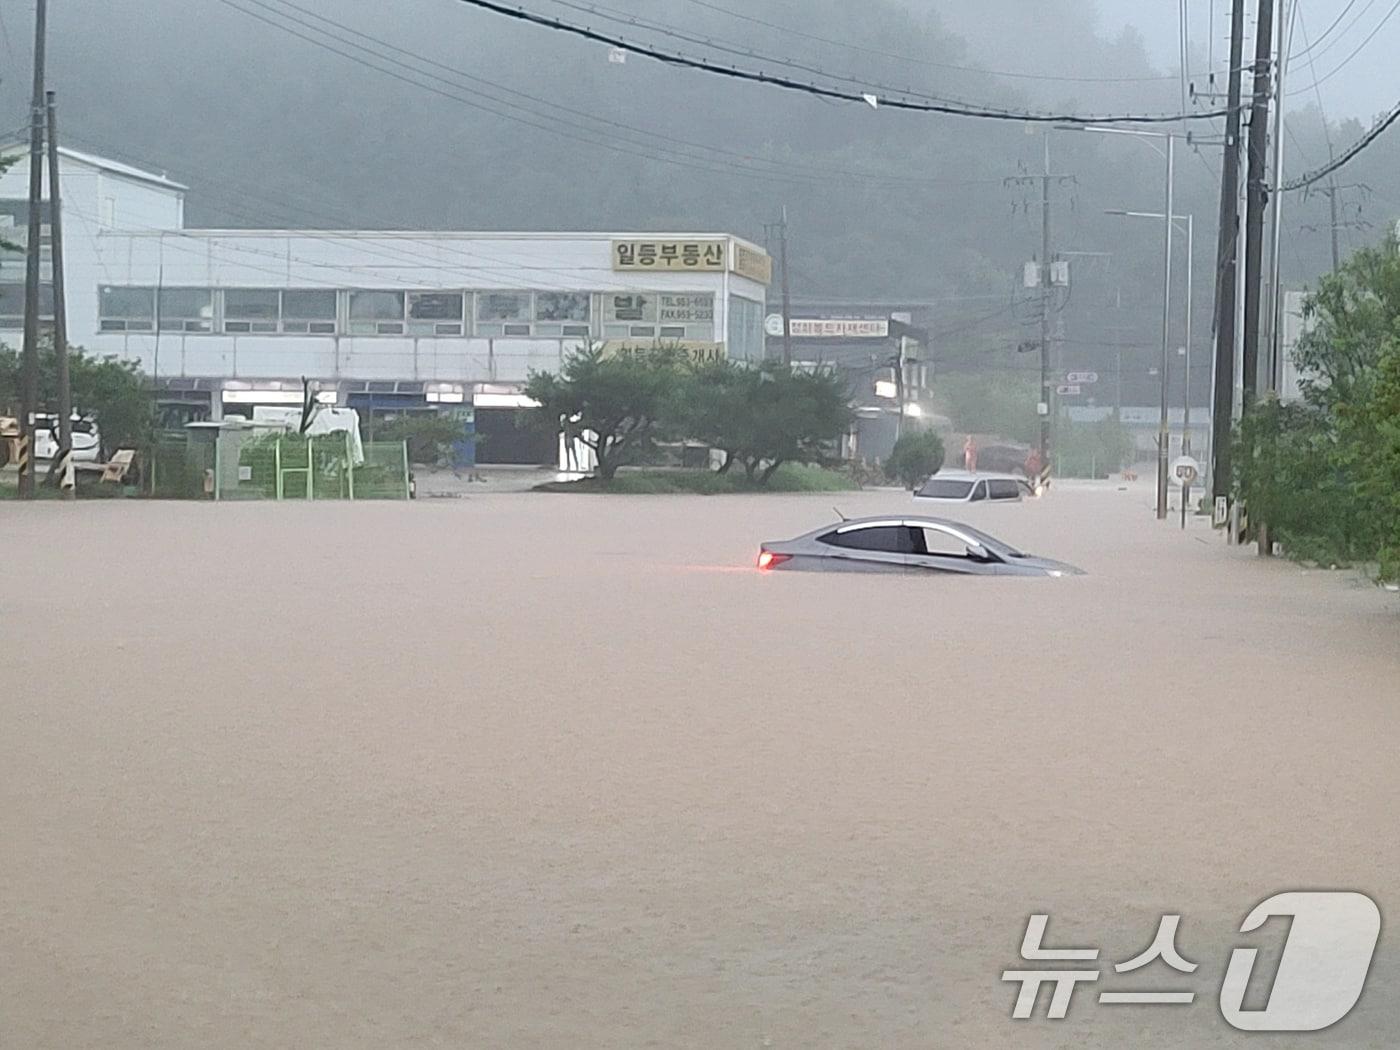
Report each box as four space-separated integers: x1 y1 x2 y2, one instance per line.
756 515 1084 576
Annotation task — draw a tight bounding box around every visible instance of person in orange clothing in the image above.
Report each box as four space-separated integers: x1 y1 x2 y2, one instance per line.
963 434 978 472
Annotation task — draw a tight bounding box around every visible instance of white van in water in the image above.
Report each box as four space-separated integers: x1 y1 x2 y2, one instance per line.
914 470 1032 504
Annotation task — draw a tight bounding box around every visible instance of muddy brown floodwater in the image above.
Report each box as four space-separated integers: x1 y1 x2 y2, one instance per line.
3 483 1398 1048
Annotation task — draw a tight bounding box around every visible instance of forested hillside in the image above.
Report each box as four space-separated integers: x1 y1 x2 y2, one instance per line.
2 0 1395 405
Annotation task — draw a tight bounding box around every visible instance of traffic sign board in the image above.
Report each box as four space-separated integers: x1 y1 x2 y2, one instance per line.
1066 371 1099 385
1056 384 1081 396
1172 455 1200 487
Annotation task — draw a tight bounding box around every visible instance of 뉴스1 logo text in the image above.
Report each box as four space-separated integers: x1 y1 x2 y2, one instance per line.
1002 891 1381 1032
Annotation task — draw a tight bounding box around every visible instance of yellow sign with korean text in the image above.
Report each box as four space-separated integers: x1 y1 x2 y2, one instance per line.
612 240 727 272
731 243 773 286
600 339 727 365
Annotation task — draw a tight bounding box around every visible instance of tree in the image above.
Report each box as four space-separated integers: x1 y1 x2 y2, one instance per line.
675 360 754 474
1234 236 1400 577
0 340 152 460
371 411 476 465
523 343 682 480
731 365 853 484
886 429 946 489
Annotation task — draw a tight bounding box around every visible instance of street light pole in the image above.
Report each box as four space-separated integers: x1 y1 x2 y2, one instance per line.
1182 214 1194 457
1156 135 1176 520
1059 124 1184 518
1107 211 1196 465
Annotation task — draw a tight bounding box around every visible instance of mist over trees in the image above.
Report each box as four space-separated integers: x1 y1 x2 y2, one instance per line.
3 0 1397 409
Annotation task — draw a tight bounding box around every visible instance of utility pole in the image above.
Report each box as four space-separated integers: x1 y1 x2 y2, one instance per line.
1241 0 1276 412
778 206 793 367
1210 0 1247 504
1265 0 1292 395
1327 179 1341 271
1301 181 1374 272
1040 149 1052 480
46 91 73 499
18 0 47 500
893 337 906 441
1006 136 1073 483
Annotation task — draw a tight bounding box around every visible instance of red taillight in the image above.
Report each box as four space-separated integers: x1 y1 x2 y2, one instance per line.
757 550 791 570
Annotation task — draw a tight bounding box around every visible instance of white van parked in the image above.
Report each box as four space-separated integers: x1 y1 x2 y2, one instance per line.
32 416 102 462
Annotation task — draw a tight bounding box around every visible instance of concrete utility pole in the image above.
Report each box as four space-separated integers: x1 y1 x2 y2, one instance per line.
1040 147 1052 478
1211 0 1247 504
1328 182 1341 271
1265 0 1293 395
778 206 793 367
1241 0 1277 412
1006 136 1073 481
18 0 47 499
45 91 73 499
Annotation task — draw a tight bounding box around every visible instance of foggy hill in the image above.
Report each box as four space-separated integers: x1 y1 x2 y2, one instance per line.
1 0 1395 402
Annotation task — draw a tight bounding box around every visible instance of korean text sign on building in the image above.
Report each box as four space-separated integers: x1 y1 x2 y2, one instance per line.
789 318 890 338
613 240 726 272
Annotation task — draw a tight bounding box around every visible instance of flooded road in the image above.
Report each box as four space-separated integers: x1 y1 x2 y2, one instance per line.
3 484 1397 1047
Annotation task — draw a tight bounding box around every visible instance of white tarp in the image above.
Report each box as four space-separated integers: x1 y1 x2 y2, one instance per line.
251 406 365 465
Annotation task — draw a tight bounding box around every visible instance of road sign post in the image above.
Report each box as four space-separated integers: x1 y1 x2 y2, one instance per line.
1172 455 1200 530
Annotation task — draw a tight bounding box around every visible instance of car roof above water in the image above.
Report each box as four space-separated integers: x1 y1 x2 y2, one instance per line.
924 470 1023 482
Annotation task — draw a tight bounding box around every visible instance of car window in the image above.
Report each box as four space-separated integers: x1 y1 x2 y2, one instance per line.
969 481 988 502
820 525 910 553
914 527 974 558
988 479 1020 500
919 479 972 499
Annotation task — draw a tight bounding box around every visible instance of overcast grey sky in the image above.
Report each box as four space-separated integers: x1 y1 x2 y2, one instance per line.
1096 0 1399 121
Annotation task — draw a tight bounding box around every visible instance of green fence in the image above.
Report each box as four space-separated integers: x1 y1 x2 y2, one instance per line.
149 430 410 501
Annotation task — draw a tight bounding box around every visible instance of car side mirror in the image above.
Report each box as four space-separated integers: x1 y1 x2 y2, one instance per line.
966 543 990 561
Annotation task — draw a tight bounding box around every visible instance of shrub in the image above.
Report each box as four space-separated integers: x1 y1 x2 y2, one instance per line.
885 430 946 489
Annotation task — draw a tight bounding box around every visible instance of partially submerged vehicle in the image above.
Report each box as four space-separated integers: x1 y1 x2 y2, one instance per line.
914 470 1035 503
757 515 1084 576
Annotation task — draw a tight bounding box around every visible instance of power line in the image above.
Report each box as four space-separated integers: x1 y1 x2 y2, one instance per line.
1287 0 1400 96
1286 0 1368 60
680 0 1178 85
215 0 1010 190
450 0 1229 124
542 0 994 106
1281 98 1400 191
265 0 994 186
210 0 850 189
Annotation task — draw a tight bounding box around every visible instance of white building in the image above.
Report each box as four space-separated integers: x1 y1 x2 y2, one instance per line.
0 147 770 461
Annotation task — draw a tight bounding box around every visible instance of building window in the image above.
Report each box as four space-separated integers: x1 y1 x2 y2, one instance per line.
349 290 405 335
408 291 464 336
727 295 765 361
477 291 532 337
159 288 214 333
0 283 53 328
99 286 156 332
533 292 591 338
222 288 281 333
282 289 337 334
